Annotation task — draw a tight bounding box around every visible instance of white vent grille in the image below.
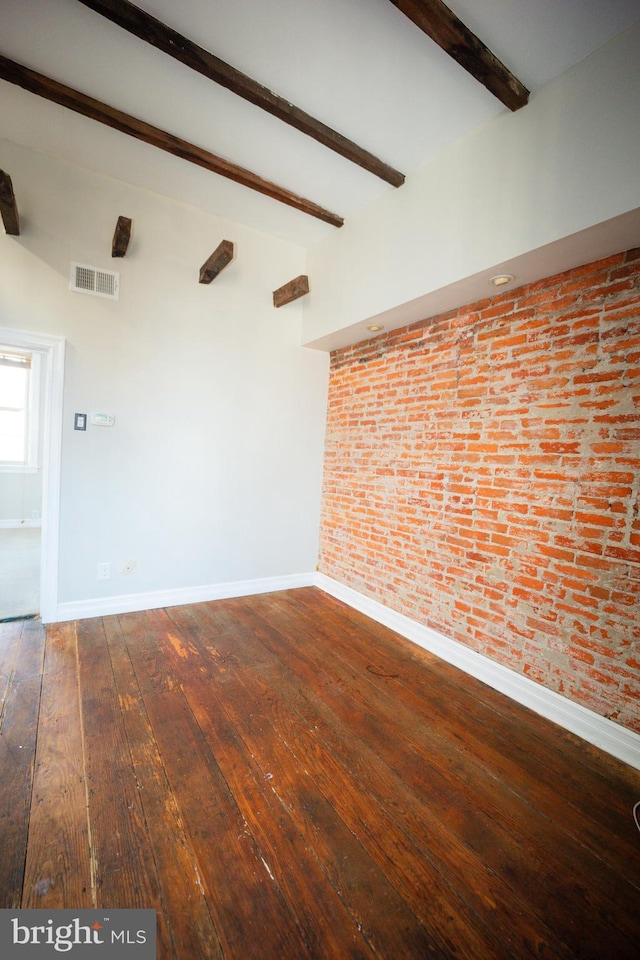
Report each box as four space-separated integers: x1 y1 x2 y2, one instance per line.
70 262 119 300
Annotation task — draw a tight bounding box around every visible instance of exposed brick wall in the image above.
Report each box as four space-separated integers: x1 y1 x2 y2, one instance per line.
318 249 640 732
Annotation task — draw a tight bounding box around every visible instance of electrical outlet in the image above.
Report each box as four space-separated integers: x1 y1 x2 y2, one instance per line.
121 560 136 574
97 562 111 580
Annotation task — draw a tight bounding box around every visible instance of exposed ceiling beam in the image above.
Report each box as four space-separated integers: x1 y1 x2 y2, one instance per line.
0 170 20 235
0 55 344 228
389 0 529 111
77 0 405 188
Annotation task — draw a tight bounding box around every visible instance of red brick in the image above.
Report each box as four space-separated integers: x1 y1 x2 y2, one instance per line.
320 247 640 734
539 442 581 454
573 254 624 276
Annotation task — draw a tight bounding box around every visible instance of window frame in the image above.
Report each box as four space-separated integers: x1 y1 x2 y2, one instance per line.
0 349 41 474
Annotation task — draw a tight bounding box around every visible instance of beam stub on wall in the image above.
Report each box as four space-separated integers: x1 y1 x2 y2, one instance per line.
0 55 345 228
389 0 529 111
0 170 20 235
77 0 405 188
199 239 234 284
273 275 310 308
112 215 132 257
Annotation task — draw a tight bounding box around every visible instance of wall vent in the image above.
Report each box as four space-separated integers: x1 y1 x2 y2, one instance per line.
70 262 119 300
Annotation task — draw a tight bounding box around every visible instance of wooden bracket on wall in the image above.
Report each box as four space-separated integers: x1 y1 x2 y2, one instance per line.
0 170 20 235
199 239 235 284
112 215 132 257
273 275 310 308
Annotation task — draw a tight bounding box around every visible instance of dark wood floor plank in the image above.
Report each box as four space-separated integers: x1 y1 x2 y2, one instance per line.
268 589 640 832
190 598 593 959
166 602 440 960
231 591 640 959
287 588 640 874
172 601 529 960
315 588 640 798
274 591 640 872
2 590 638 960
76 617 174 958
0 621 22 716
102 615 225 960
118 608 315 960
180 598 580 960
22 622 93 909
299 589 640 817
0 619 45 906
159 608 377 960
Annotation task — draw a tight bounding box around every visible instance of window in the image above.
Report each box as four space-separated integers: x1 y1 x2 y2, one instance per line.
0 349 40 472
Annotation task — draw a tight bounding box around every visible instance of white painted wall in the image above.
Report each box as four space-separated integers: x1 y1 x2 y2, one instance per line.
0 138 329 607
302 21 640 346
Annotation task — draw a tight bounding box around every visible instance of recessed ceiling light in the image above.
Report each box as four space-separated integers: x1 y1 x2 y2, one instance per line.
490 274 515 287
367 324 384 332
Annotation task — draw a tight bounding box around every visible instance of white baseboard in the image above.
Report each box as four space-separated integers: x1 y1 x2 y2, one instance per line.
54 572 316 625
0 519 42 529
315 573 640 771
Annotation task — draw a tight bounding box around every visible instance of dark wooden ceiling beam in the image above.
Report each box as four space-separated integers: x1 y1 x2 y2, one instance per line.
112 215 132 256
273 275 309 308
0 170 20 235
0 55 343 228
77 0 405 188
199 240 234 284
389 0 529 111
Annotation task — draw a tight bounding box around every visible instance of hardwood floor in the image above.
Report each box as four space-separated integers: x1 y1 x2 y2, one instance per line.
1 587 639 959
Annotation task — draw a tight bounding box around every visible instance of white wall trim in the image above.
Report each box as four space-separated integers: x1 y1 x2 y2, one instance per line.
0 465 39 474
55 572 316 624
0 327 65 624
315 574 640 772
0 519 42 529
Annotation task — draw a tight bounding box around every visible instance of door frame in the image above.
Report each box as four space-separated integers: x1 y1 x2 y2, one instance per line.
0 326 65 623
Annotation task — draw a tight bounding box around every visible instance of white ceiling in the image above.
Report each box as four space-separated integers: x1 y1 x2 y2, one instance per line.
1 0 640 247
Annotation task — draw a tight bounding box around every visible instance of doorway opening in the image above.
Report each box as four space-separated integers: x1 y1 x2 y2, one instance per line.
0 345 42 620
0 327 65 624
